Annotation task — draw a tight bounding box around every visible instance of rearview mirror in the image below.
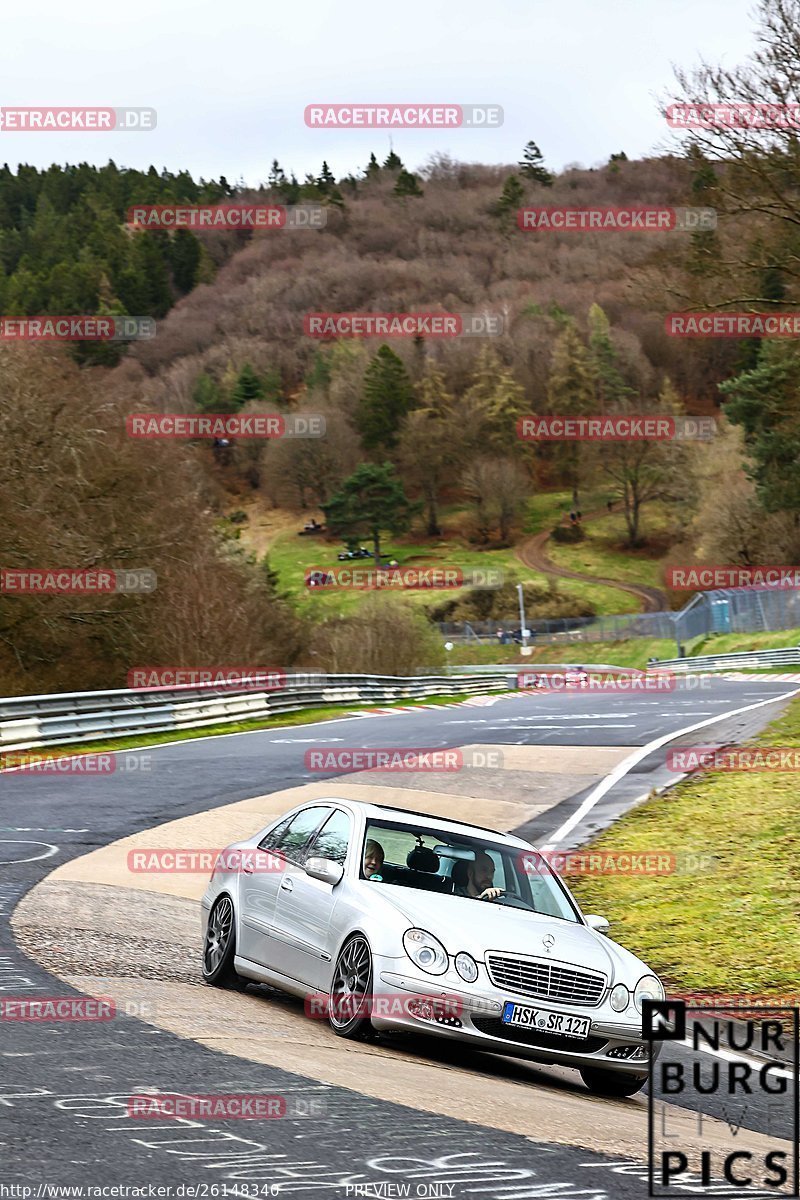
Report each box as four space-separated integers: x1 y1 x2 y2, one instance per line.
585 914 610 934
305 856 344 886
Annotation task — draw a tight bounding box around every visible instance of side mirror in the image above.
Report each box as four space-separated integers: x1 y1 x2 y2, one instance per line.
305 856 344 886
585 914 610 935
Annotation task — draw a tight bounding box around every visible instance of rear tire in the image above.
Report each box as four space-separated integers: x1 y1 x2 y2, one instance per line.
202 896 248 990
580 1066 647 1097
328 934 375 1040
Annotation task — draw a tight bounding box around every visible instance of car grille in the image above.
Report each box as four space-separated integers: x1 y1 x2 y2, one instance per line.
485 953 606 1007
471 1016 607 1054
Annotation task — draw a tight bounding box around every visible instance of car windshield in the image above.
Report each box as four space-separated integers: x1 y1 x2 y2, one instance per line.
360 818 580 924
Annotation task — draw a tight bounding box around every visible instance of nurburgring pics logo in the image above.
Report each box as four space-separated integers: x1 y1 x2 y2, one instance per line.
0 107 156 131
667 313 800 338
0 568 156 594
305 566 503 590
127 204 326 230
0 316 155 341
127 667 287 690
667 102 800 129
667 565 800 590
517 415 715 441
126 413 325 439
667 746 800 772
518 207 717 232
304 104 503 128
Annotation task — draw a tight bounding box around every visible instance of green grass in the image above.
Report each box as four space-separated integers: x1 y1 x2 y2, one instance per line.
547 517 668 592
569 693 800 997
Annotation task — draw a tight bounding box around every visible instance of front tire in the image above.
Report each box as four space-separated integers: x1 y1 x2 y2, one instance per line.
202 896 247 989
580 1066 647 1097
328 934 374 1040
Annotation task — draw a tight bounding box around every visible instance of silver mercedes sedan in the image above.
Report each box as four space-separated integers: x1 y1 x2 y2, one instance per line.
200 798 664 1096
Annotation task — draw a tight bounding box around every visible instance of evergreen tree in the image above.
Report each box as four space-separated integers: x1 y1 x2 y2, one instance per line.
268 160 287 189
383 150 404 171
547 323 595 505
322 462 418 560
587 304 633 409
364 153 381 178
394 170 423 197
230 363 265 411
720 340 800 513
518 141 553 186
357 345 416 451
168 229 202 294
193 372 223 413
317 161 336 192
491 175 525 230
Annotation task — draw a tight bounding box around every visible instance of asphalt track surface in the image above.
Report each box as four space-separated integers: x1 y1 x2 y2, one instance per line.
1 677 798 1197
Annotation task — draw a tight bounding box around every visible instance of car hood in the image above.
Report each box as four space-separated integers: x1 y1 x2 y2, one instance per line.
374 885 649 984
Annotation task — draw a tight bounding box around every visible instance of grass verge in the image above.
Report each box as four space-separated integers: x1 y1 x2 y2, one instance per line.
569 691 800 997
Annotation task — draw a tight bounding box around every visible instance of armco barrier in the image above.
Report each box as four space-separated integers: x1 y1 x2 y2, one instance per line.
650 647 800 672
0 672 515 754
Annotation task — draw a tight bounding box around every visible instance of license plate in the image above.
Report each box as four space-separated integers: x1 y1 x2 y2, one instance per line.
501 1001 590 1039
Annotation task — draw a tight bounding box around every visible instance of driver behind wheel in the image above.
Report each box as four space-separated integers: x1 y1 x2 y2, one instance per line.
453 850 504 901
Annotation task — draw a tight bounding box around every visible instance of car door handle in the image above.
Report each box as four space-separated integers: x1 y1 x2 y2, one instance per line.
280 876 293 892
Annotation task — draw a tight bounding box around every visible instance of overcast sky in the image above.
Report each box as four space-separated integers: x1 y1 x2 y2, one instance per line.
2 0 759 183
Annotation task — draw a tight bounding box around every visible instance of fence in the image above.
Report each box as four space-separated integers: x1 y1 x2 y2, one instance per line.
650 647 800 672
0 671 515 755
438 587 800 649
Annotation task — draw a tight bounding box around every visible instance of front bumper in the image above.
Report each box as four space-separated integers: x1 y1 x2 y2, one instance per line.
372 957 658 1076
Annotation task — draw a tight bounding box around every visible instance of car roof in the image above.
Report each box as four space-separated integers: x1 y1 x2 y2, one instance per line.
312 796 530 847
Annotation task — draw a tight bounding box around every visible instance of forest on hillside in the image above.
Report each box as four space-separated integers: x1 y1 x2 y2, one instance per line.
3 0 800 693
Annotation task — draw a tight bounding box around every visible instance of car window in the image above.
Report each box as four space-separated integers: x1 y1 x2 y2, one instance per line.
258 816 292 852
308 809 351 865
270 806 332 865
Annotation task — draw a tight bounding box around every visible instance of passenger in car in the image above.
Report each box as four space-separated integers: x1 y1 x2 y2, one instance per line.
363 839 385 878
452 851 504 901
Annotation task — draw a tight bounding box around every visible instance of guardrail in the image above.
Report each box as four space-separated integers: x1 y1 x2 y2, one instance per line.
0 672 516 754
650 647 800 672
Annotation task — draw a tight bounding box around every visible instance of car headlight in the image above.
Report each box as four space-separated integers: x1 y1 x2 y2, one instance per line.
634 974 665 1013
454 952 478 983
403 928 449 975
610 983 630 1012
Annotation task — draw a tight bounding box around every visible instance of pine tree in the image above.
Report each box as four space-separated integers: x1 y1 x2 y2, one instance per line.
357 345 415 451
230 363 265 411
268 160 287 189
322 462 418 560
364 153 381 178
383 150 404 171
547 323 595 505
317 161 336 193
519 141 553 186
587 304 633 409
394 170 423 197
491 175 525 230
168 229 202 294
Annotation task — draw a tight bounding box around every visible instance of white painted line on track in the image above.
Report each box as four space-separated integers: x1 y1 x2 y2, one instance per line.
541 687 800 850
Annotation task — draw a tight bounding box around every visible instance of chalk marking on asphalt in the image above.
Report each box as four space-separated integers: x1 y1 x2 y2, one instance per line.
0 840 59 865
542 687 800 850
